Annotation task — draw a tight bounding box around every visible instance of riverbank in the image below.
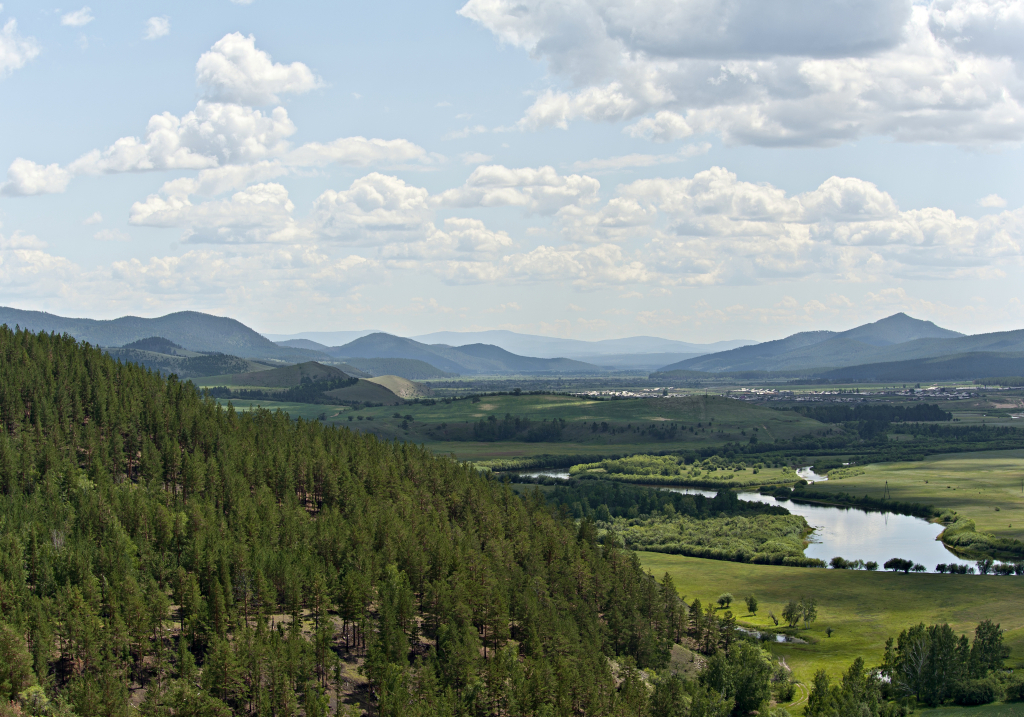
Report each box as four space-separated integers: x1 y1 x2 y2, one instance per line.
638 552 1024 687
808 450 1024 543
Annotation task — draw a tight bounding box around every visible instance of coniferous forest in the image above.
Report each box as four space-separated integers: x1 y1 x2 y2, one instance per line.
0 327 696 716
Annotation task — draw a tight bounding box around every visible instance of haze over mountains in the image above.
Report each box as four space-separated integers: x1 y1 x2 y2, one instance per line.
3 305 1024 381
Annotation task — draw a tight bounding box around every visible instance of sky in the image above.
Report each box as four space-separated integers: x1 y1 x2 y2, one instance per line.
0 0 1022 343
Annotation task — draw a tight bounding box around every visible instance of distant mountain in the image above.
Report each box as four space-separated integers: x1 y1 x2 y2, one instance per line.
573 352 703 370
332 333 604 375
341 357 457 380
410 329 754 359
659 314 966 373
0 307 326 362
266 330 381 345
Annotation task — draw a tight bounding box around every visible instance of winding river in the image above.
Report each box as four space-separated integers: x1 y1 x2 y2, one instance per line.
514 467 975 569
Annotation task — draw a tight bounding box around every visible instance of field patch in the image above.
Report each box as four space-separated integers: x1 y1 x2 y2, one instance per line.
638 552 1024 687
807 450 1024 542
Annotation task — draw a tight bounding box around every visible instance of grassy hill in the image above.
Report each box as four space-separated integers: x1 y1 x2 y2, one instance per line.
0 306 327 361
194 361 350 388
322 379 403 405
366 375 430 398
819 351 1024 382
104 347 272 379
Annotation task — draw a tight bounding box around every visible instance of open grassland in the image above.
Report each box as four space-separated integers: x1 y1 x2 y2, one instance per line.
352 393 826 457
213 398 352 422
809 450 1024 542
638 552 1024 687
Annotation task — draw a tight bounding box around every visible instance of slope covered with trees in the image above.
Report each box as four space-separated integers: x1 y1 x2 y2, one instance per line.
0 327 692 716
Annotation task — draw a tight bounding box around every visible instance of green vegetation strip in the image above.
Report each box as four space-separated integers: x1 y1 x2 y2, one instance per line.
638 552 1024 687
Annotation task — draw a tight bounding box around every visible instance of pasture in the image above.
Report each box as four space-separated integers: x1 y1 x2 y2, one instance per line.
639 552 1024 687
809 450 1024 542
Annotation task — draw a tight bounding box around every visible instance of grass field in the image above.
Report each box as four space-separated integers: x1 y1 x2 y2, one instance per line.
213 398 352 422
807 450 1024 543
346 393 827 459
638 552 1024 687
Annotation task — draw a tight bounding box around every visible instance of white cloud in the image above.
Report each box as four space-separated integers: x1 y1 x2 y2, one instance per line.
0 159 72 196
0 18 40 78
286 136 434 168
60 7 94 27
434 164 601 214
196 32 322 105
93 228 130 242
461 0 1024 146
444 125 488 140
83 212 102 224
571 144 710 172
8 93 434 194
313 174 433 242
460 152 492 165
144 17 170 40
979 193 1008 208
69 101 296 174
130 182 304 244
624 112 694 143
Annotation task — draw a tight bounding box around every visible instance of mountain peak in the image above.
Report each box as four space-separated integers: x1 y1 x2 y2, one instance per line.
839 313 962 347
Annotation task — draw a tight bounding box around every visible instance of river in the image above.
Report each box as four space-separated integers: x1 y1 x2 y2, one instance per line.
511 467 976 569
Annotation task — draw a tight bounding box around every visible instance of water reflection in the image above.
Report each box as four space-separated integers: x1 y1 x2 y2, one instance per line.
663 487 974 569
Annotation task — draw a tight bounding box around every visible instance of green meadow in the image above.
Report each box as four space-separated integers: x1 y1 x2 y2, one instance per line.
808 450 1024 543
638 552 1024 687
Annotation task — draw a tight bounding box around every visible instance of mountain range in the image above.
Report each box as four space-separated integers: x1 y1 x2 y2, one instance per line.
0 306 322 362
5 305 1023 381
657 314 968 373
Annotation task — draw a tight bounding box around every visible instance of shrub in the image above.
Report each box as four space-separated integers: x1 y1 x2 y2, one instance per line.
1005 678 1024 702
953 678 999 706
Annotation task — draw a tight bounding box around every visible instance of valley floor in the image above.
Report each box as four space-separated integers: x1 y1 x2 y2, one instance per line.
638 552 1024 687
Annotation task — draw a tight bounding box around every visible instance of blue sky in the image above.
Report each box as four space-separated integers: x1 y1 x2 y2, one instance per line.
1 0 1022 342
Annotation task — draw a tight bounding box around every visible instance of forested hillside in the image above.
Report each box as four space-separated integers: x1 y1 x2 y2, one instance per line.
0 328 689 716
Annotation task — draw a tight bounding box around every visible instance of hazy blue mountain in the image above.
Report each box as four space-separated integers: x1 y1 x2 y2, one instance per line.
331 333 604 374
0 306 326 361
573 352 703 370
266 329 382 345
409 329 754 358
340 358 457 380
660 314 966 373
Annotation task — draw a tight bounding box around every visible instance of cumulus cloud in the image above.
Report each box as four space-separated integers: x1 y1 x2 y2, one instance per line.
83 212 102 224
624 112 694 143
434 165 601 214
979 193 1008 208
460 0 1024 146
312 174 433 242
0 17 40 78
196 32 322 105
131 181 304 244
1 159 72 196
60 7 94 27
285 137 434 168
68 102 295 174
144 17 170 40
